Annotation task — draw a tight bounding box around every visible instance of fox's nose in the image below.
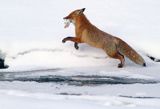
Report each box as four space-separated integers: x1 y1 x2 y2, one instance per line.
63 17 67 19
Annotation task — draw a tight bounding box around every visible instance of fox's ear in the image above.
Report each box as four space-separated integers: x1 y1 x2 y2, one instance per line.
81 8 85 12
76 8 86 15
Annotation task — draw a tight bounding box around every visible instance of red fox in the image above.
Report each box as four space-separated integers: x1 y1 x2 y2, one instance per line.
62 8 146 68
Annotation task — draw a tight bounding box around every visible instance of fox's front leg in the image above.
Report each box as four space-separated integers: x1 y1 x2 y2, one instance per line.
62 37 81 50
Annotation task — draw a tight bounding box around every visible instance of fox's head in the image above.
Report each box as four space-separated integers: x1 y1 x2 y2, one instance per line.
63 8 85 28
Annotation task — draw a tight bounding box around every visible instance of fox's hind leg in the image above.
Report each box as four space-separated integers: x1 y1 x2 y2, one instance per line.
115 52 125 68
104 44 125 68
111 52 125 68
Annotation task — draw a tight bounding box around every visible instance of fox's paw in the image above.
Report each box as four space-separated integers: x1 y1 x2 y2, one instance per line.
62 38 66 43
118 63 123 68
75 45 79 50
74 43 79 50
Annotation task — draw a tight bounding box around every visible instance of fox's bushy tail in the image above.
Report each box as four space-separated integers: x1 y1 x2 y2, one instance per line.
118 39 146 66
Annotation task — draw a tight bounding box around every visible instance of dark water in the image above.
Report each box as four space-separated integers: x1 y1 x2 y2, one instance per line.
0 69 159 86
119 95 160 99
8 75 159 86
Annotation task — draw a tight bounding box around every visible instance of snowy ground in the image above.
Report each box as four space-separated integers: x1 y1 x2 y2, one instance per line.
0 0 160 109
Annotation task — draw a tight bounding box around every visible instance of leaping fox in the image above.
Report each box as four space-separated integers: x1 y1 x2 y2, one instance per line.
62 8 146 68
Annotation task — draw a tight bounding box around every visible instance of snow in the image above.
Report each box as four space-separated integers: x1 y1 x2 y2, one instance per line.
0 0 160 109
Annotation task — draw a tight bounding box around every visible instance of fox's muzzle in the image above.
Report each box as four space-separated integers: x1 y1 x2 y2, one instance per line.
64 19 71 28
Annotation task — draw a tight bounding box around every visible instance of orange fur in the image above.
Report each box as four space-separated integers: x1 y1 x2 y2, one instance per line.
62 8 146 68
